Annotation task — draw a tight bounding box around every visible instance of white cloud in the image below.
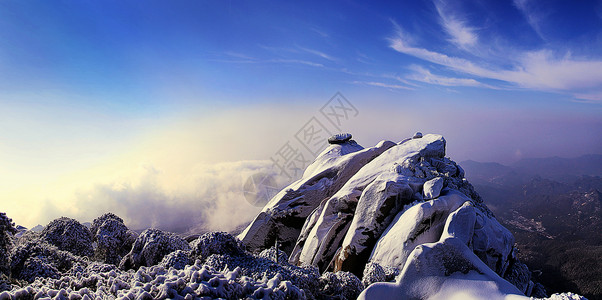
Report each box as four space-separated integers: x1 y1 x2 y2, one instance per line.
298 46 337 62
388 27 602 96
513 0 546 40
434 1 478 49
269 59 324 67
352 80 415 90
406 65 493 88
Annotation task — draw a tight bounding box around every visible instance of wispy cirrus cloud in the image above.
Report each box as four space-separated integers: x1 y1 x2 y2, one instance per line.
352 80 415 90
513 0 546 40
433 1 478 49
388 25 602 100
297 46 337 62
406 65 496 88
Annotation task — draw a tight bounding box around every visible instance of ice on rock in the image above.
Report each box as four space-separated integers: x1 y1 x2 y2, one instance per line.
239 135 395 254
119 228 190 270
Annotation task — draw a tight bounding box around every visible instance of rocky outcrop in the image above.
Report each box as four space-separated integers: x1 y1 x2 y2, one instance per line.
293 134 452 271
239 136 395 254
242 133 544 298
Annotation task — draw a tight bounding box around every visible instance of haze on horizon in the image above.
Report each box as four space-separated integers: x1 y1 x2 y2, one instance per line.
1 0 601 232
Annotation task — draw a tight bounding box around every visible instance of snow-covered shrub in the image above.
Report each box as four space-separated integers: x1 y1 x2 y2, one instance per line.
1 256 308 299
204 252 322 299
90 213 132 265
160 250 191 270
0 212 17 276
258 246 289 265
319 271 363 300
189 231 245 262
119 228 190 270
9 239 86 282
40 217 93 257
362 262 386 287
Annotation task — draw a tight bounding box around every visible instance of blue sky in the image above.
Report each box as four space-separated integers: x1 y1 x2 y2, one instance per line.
1 0 601 228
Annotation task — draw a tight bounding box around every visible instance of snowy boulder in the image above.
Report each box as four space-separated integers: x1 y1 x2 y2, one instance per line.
119 228 191 270
423 176 444 199
239 137 395 254
368 190 469 271
328 133 353 144
40 217 93 257
295 134 446 271
359 237 525 300
413 132 423 139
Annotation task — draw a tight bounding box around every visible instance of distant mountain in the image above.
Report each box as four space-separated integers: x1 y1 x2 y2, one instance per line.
462 155 602 299
512 154 602 181
461 154 602 186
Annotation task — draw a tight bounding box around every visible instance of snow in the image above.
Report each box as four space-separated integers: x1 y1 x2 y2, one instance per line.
423 177 445 199
368 190 469 270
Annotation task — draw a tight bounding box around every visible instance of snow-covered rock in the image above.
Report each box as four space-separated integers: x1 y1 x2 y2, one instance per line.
119 228 191 270
328 133 353 144
40 217 94 257
239 137 395 254
423 176 444 199
295 134 447 271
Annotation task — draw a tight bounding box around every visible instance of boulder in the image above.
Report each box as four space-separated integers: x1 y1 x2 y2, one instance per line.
423 177 444 199
328 133 353 144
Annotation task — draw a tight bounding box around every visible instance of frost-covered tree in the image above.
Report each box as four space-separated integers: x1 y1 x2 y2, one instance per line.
91 213 135 265
119 228 190 270
40 217 94 257
0 212 17 276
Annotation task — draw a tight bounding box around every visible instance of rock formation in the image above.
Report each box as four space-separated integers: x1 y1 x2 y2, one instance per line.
240 133 546 298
